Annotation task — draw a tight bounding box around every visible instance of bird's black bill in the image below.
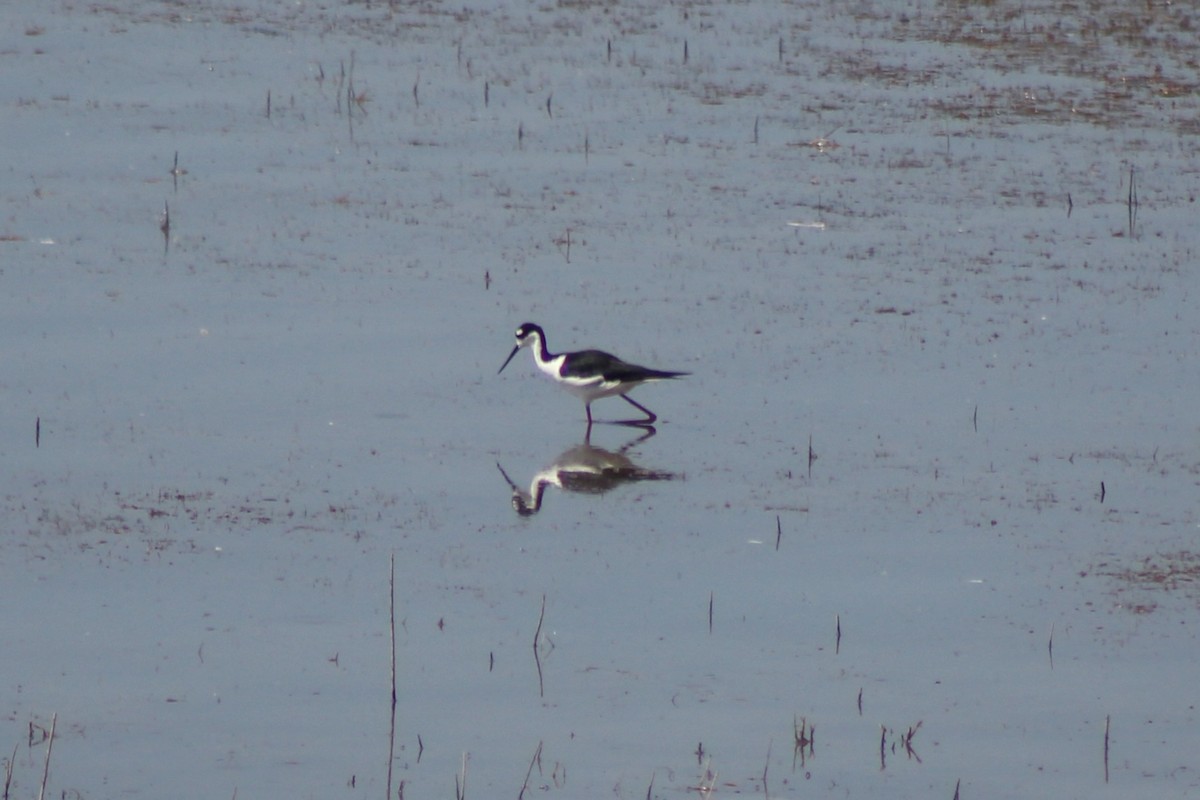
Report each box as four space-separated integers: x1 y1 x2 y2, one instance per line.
498 345 520 374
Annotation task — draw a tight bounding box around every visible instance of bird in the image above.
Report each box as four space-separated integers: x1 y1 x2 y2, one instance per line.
498 322 688 428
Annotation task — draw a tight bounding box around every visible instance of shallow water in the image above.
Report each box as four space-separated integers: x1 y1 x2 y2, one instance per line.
2 1 1198 798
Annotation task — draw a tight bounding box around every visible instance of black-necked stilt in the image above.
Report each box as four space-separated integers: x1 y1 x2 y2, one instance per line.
498 322 688 427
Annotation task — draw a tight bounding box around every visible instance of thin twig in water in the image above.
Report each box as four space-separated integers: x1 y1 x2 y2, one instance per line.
1104 714 1111 783
386 552 398 800
4 742 17 799
533 595 546 697
791 716 815 769
695 757 716 795
554 228 572 263
1127 165 1138 239
902 721 923 763
389 553 397 706
518 741 543 800
335 58 344 114
791 716 814 770
455 752 468 800
170 150 185 193
762 739 772 798
1047 621 1054 669
346 51 356 141
160 200 170 255
37 713 56 800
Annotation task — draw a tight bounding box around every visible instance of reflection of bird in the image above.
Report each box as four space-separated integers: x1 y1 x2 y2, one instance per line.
496 433 679 515
498 322 688 428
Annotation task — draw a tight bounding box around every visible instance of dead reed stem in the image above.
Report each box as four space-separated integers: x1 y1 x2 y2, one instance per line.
389 553 397 706
533 595 546 697
792 716 814 769
160 200 170 256
37 712 56 800
902 721 923 762
761 739 772 797
518 741 543 800
386 553 397 800
455 752 468 800
1047 622 1054 669
4 742 16 798
346 50 356 142
1099 714 1108 782
1127 166 1138 239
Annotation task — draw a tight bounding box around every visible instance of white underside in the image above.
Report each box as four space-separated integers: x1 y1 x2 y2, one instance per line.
535 353 654 404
